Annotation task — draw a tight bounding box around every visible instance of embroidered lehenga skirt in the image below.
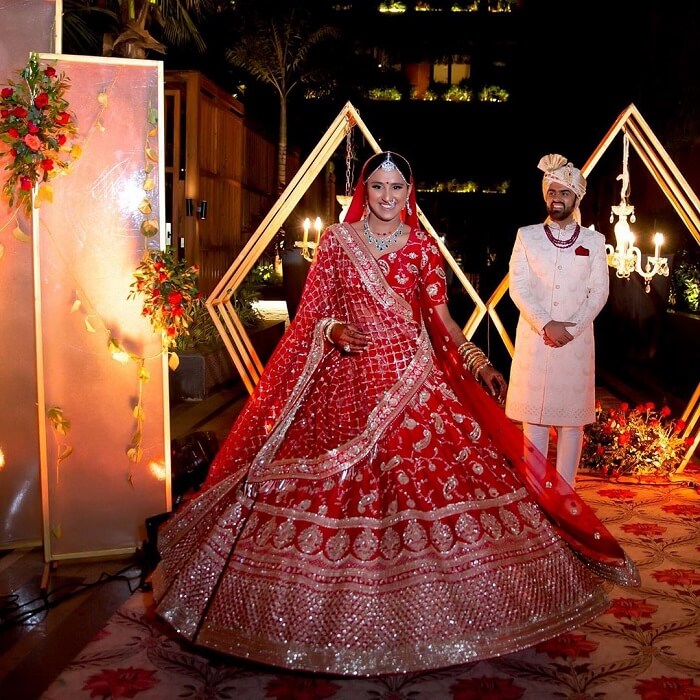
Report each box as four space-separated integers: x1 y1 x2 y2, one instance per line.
152 224 636 676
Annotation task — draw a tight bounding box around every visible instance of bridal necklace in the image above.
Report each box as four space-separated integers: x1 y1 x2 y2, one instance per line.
544 223 580 249
363 218 403 252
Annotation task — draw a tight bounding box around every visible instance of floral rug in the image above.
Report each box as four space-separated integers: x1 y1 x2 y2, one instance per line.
41 476 700 700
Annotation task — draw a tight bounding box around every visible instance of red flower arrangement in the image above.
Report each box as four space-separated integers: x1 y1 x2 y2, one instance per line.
0 53 79 213
581 401 693 479
128 246 203 349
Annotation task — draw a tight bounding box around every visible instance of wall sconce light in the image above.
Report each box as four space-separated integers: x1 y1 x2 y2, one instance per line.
185 198 208 220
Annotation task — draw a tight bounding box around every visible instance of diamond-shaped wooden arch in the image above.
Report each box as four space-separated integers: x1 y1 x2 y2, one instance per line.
206 101 485 393
467 104 699 472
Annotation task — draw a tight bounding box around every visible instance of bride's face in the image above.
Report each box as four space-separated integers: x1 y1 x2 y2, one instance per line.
365 169 410 226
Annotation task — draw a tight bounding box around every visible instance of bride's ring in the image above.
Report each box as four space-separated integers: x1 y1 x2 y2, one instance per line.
343 344 351 353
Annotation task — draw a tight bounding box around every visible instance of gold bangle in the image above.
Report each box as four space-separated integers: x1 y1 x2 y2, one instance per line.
324 319 340 343
457 340 472 356
471 356 492 379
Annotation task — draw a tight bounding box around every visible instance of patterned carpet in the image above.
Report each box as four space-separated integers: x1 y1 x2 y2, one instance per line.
41 474 700 700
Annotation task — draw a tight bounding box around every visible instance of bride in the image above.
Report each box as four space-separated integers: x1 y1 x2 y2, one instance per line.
152 150 639 676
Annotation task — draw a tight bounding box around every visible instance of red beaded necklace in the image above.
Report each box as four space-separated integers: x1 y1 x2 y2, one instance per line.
544 223 580 249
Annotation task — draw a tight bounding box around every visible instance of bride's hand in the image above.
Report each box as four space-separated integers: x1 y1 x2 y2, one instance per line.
478 365 507 404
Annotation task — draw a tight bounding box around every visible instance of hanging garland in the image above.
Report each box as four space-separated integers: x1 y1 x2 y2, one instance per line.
0 53 80 214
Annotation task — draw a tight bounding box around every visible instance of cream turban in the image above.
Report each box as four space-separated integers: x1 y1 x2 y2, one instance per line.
538 154 586 201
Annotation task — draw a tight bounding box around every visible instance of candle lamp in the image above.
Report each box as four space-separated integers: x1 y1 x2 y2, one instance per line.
605 134 669 292
295 216 323 262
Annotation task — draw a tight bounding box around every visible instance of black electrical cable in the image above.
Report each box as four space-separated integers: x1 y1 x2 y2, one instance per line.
0 562 143 630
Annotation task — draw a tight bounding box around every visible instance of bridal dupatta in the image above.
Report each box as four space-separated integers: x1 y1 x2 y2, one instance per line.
425 303 639 585
203 223 432 487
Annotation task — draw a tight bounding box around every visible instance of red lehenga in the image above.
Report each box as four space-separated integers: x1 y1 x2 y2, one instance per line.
152 223 639 676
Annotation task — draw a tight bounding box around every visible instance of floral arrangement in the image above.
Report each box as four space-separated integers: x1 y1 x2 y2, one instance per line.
128 246 203 350
0 53 79 213
581 401 693 479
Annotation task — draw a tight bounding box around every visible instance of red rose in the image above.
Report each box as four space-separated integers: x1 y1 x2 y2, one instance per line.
167 291 183 305
41 158 54 171
7 127 19 138
1 87 13 98
10 148 17 157
20 177 33 190
619 402 629 412
44 66 56 78
674 419 686 433
660 406 671 417
27 122 40 134
34 92 49 109
1 108 10 117
57 134 67 145
13 105 27 118
618 432 631 446
55 111 70 125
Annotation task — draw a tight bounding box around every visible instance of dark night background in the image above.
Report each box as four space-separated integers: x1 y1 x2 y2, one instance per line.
170 0 700 266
